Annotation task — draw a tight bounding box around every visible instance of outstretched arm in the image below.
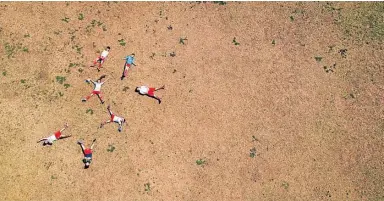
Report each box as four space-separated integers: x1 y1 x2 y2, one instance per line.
78 141 85 153
37 138 47 143
60 123 69 132
90 139 96 150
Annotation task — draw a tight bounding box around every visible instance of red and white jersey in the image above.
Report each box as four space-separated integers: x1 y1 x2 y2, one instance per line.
138 86 149 95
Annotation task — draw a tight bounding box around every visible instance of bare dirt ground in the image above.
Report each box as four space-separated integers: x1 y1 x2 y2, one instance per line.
0 2 383 201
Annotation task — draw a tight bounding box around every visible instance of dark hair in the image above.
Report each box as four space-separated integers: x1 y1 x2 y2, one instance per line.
106 46 111 50
135 87 139 92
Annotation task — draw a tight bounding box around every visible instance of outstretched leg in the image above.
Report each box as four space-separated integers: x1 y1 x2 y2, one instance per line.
100 120 111 128
60 123 69 132
97 58 104 71
96 93 104 104
152 94 162 104
82 92 94 102
101 106 113 127
37 138 48 143
121 63 130 80
155 85 165 91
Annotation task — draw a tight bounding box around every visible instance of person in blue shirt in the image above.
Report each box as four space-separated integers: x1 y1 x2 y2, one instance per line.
121 54 136 80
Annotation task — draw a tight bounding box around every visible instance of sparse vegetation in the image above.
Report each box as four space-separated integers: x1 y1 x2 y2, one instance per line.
213 1 227 5
339 2 384 43
58 92 64 97
314 56 322 62
78 13 84 20
233 37 240 45
118 39 126 46
20 79 26 83
24 34 30 38
123 86 129 92
179 37 188 45
339 49 347 58
323 63 336 73
2 71 6 76
64 83 71 89
249 147 256 158
22 47 29 52
54 31 62 35
144 183 151 192
4 42 22 58
196 159 206 165
74 45 82 54
290 16 294 21
149 53 155 59
69 63 80 68
55 76 66 84
272 39 276 45
86 108 94 115
78 68 84 73
282 181 289 190
107 144 115 152
61 17 70 23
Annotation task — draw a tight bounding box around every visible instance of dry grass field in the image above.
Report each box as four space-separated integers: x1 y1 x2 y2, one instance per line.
0 2 383 201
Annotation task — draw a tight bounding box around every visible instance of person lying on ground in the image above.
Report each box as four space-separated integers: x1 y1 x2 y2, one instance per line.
77 139 96 169
135 85 165 104
37 123 70 146
100 105 126 132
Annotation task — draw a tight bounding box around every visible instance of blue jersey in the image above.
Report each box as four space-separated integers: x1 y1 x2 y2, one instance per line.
125 56 135 65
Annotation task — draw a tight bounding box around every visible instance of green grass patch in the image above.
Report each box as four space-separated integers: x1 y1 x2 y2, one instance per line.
64 83 71 89
179 37 188 45
196 159 206 165
339 2 384 43
20 79 26 84
55 76 66 84
2 71 6 76
118 39 126 46
107 144 115 152
78 13 84 20
22 47 29 52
